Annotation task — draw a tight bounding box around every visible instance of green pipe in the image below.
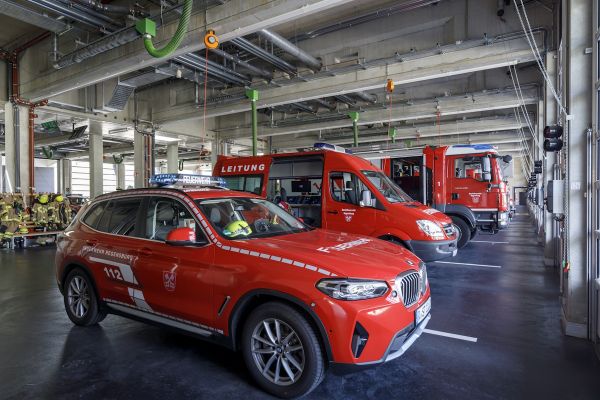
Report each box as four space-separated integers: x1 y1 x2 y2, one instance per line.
246 89 259 156
136 0 192 58
348 112 359 147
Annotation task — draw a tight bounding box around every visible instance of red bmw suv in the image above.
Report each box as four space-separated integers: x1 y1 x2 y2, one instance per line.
56 179 431 398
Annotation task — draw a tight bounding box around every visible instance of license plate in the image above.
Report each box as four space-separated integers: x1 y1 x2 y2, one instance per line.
415 297 431 325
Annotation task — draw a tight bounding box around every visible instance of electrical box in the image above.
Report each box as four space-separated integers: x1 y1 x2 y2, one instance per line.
547 180 564 214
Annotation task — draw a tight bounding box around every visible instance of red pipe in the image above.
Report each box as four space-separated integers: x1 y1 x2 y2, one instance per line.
7 32 51 193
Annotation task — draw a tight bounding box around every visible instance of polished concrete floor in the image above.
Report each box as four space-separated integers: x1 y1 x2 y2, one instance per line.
1 210 600 400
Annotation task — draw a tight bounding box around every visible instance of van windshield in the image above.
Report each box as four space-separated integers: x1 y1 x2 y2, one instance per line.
196 197 310 240
362 170 413 203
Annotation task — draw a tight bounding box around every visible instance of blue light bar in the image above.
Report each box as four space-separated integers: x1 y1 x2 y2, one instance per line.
451 144 495 151
314 142 352 154
149 174 227 187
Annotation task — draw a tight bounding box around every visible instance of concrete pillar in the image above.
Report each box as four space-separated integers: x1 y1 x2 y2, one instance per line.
3 103 30 194
89 132 104 198
167 143 179 173
134 130 145 188
116 163 125 190
58 159 72 194
544 51 558 268
561 0 591 338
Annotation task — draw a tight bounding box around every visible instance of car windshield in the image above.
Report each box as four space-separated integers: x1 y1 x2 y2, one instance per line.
361 170 413 203
196 197 310 240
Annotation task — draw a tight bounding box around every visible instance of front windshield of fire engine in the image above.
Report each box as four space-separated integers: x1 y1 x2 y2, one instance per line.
362 170 413 203
196 198 309 240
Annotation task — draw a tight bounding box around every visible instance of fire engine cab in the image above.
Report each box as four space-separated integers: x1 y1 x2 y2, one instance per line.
213 143 458 262
380 144 512 248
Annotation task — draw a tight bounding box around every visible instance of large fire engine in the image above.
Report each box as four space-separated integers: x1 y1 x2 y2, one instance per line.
380 144 512 248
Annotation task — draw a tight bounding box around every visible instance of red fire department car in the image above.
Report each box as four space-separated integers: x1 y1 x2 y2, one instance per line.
213 144 458 262
381 144 513 248
55 175 431 399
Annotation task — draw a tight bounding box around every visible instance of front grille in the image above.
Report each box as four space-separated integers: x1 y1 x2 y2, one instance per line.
397 271 421 307
443 223 455 236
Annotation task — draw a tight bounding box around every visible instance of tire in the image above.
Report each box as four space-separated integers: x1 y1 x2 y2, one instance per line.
451 217 471 249
469 227 478 240
242 302 326 399
63 268 106 326
382 236 410 250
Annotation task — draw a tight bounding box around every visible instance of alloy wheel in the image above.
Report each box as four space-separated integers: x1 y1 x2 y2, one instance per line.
67 276 90 319
250 318 305 386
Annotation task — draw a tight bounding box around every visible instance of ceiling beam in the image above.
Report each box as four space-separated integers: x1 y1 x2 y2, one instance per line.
21 0 352 101
153 36 539 124
218 88 538 139
271 116 531 149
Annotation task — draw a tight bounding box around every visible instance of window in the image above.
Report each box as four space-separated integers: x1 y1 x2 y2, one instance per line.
329 172 374 206
362 170 412 203
221 175 263 195
453 156 491 182
145 197 199 241
96 198 140 235
196 197 308 240
82 201 108 229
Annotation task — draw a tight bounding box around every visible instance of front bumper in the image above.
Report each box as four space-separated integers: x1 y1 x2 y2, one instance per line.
407 238 458 262
358 312 431 365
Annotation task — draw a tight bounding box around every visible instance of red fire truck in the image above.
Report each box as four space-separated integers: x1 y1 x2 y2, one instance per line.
213 144 458 262
380 144 512 248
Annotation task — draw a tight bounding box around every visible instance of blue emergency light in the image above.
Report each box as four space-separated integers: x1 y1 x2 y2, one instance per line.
451 144 496 151
314 142 352 154
149 174 227 187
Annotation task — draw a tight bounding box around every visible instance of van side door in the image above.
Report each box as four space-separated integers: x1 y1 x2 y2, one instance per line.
324 171 377 235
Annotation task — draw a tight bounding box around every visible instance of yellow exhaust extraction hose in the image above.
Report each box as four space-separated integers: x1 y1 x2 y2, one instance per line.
136 0 193 58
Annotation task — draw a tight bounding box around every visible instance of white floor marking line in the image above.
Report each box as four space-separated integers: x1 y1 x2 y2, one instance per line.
424 329 478 343
470 240 510 244
434 261 502 268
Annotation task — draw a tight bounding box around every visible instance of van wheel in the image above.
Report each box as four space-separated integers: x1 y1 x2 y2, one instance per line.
242 302 325 399
63 268 106 326
451 217 471 249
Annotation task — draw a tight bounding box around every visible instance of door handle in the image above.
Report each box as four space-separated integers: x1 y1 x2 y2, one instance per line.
326 210 339 215
138 247 153 256
451 193 459 200
85 239 98 246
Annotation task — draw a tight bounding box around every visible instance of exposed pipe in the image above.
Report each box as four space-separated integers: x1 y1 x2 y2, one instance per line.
70 0 134 15
352 91 377 103
230 37 297 74
53 3 185 69
292 0 443 42
137 0 192 58
54 25 139 69
258 29 321 71
176 54 250 86
13 105 20 190
26 0 120 31
56 0 119 24
0 0 68 33
313 98 335 110
210 47 272 80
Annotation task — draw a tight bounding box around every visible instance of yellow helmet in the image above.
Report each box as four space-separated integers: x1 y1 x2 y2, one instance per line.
223 220 252 237
39 194 49 204
19 226 28 234
55 195 64 203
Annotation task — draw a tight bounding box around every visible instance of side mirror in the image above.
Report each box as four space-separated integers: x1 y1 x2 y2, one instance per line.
502 155 513 163
482 156 492 174
165 227 204 246
360 190 375 207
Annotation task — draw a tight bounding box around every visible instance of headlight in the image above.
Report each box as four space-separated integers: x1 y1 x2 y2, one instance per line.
419 262 428 295
416 220 445 240
316 279 388 301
